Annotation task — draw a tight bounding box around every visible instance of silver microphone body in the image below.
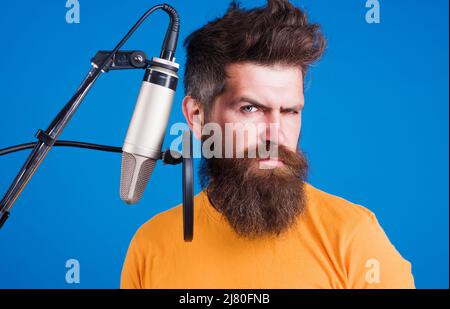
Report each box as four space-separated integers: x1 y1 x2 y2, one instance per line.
120 57 179 204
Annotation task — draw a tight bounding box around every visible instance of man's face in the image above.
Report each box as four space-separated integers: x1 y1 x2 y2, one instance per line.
195 62 309 240
208 62 304 165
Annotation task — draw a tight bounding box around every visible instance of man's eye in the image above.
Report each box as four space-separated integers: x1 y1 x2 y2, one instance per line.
241 105 258 113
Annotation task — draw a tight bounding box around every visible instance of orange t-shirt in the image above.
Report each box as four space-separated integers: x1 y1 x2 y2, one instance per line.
121 182 414 289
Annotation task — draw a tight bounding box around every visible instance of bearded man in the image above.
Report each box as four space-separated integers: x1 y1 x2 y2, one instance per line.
121 0 415 289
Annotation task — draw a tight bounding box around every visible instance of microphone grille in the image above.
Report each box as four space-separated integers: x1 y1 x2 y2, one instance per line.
120 152 156 204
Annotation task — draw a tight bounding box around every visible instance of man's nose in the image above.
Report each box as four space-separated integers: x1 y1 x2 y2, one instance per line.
261 111 285 145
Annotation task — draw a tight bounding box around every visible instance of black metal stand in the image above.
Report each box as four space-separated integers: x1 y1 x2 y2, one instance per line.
0 48 149 227
0 3 193 241
0 65 103 228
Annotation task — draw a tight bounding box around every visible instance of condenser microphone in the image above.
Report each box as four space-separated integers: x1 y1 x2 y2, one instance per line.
120 56 179 204
120 4 180 204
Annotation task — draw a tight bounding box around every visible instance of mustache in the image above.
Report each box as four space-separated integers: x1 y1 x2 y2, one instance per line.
208 142 306 170
200 143 309 190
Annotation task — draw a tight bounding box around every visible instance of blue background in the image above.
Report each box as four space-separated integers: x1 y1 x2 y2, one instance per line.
0 0 448 289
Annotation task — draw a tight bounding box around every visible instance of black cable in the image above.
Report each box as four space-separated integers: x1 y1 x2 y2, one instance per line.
0 141 183 165
0 141 122 156
46 4 176 137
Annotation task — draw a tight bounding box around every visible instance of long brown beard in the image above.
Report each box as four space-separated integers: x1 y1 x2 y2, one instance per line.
199 144 309 240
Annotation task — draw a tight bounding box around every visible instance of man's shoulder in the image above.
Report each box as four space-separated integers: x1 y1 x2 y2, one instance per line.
304 182 377 228
131 191 205 245
134 203 184 244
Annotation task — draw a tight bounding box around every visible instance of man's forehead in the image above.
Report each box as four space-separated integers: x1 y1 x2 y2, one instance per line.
223 62 304 106
226 62 303 84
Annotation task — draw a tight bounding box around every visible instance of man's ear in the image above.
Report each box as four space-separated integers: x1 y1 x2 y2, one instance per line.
182 95 203 140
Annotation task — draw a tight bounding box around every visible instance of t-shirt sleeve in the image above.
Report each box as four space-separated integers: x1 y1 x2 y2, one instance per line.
120 231 144 289
345 209 415 289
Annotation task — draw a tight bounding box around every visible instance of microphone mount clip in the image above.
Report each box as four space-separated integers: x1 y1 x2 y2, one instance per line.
91 50 149 72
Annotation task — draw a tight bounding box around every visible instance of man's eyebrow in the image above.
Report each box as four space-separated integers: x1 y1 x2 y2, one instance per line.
231 96 304 111
280 103 304 111
230 96 269 110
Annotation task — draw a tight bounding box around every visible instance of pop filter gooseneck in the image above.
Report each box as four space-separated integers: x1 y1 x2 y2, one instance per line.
182 130 194 242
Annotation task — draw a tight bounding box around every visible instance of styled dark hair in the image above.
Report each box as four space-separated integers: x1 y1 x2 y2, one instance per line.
183 0 326 116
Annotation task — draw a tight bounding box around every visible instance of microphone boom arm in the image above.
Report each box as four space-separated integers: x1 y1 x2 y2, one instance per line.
0 3 180 230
